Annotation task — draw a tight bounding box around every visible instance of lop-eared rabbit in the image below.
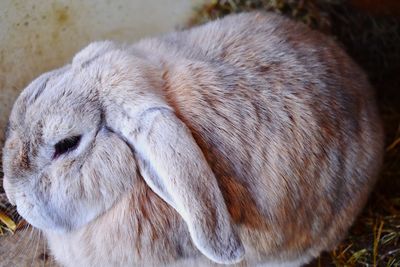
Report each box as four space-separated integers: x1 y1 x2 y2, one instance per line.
3 12 384 267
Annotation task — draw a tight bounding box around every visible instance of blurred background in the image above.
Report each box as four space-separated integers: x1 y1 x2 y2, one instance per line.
0 0 399 266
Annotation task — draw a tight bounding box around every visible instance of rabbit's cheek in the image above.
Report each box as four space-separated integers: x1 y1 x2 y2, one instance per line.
3 177 16 205
15 192 62 231
11 178 70 232
15 189 83 232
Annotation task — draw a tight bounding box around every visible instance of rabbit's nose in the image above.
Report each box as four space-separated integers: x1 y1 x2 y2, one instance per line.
3 177 16 206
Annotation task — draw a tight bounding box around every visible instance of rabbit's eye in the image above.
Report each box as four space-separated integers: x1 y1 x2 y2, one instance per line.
53 135 81 158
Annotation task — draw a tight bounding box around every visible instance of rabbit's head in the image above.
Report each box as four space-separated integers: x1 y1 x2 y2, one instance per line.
2 41 244 264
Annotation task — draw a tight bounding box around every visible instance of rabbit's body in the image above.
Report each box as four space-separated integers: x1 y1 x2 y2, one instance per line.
3 12 383 267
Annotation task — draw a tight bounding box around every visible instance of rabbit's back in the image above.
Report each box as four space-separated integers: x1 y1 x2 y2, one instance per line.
134 12 384 259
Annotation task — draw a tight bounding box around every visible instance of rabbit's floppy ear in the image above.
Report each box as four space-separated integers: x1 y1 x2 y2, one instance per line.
72 41 117 68
107 106 244 264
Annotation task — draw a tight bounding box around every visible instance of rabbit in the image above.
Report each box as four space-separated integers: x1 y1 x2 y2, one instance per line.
2 11 384 267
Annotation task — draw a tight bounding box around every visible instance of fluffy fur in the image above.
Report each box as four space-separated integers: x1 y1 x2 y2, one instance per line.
2 12 384 267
